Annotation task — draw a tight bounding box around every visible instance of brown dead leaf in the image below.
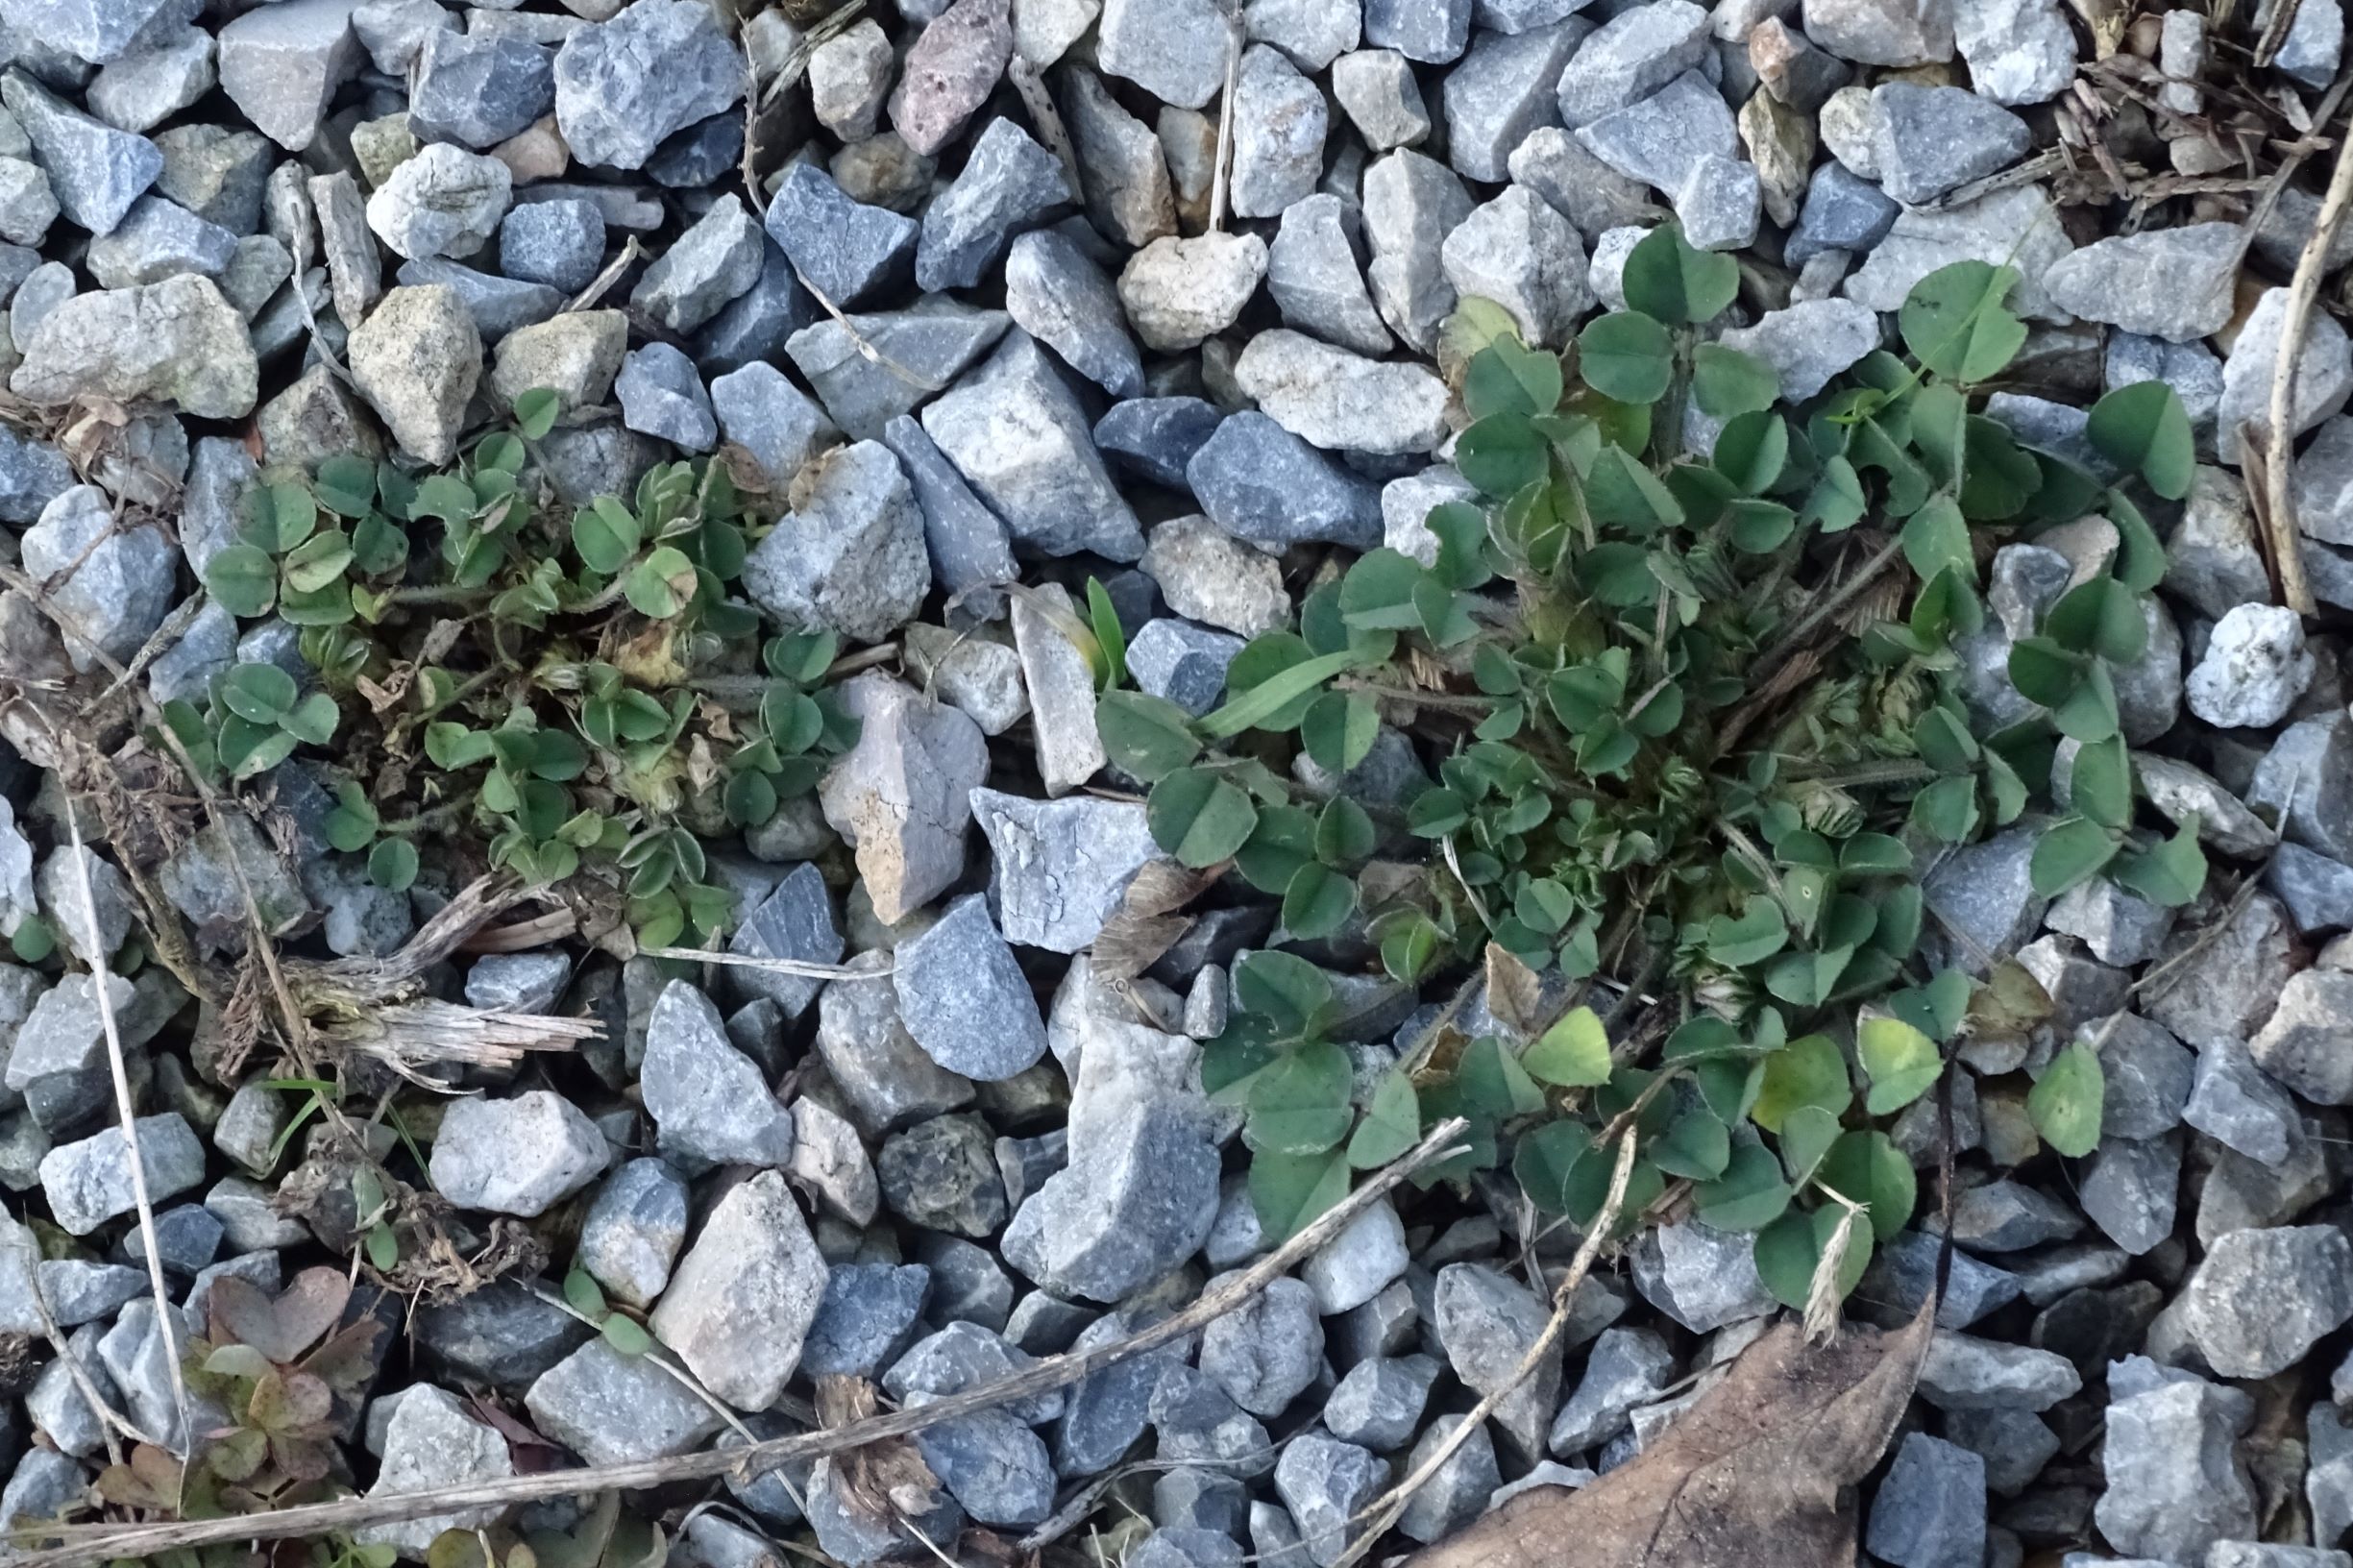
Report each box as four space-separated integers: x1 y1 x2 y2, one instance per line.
1090 859 1220 982
1400 1305 1932 1568
817 1374 947 1528
1483 943 1545 1041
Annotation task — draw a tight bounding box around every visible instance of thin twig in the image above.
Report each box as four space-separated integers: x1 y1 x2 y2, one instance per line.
637 946 886 978
2253 89 2353 614
1206 2 1241 234
59 804 192 1460
18 1118 1474 1566
565 234 645 315
1748 534 1907 685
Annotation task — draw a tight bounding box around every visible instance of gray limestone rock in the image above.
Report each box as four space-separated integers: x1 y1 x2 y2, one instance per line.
0 158 57 248
818 673 988 925
2250 970 2353 1105
2270 843 2353 934
815 953 977 1135
365 141 510 260
0 71 159 235
487 306 624 412
1443 24 1586 186
709 360 839 490
650 1169 828 1409
1058 66 1176 248
1324 1354 1438 1449
576 1157 688 1311
915 117 1072 292
1916 1331 2080 1411
631 192 762 333
764 161 918 309
1267 194 1391 355
615 342 717 452
742 439 930 644
1128 619 1245 717
1397 1415 1499 1544
348 282 480 465
1096 396 1223 490
809 21 894 141
804 1262 931 1377
1576 69 1738 208
642 978 797 1168
1302 1198 1408 1314
920 331 1144 560
2188 603 2314 728
1433 1262 1559 1462
1440 184 1591 346
1187 411 1382 551
999 1098 1220 1303
1865 1433 1985 1568
19 485 176 673
429 1090 604 1216
1548 1326 1677 1454
880 413 1019 600
1842 184 2072 321
1232 44 1327 218
1096 0 1231 107
1010 581 1101 787
788 300 1009 441
1556 1 1709 126
1360 149 1471 352
2183 1036 2298 1166
1630 1219 1776 1333
1275 1433 1388 1567
86 29 212 136
551 0 743 170
1232 330 1448 454
1717 296 1881 402
1332 48 1432 151
2220 285 2353 465
397 257 562 343
2043 222 2243 344
894 894 1051 1082
526 1337 725 1465
214 0 362 153
410 28 552 148
2182 1225 2353 1378
37 1113 204 1234
970 787 1160 953
1199 1273 1323 1417
1003 227 1143 397
2078 1133 2182 1255
1868 82 2029 206
2094 1365 2257 1563
1922 826 2045 971
354 1385 517 1557
9 274 255 417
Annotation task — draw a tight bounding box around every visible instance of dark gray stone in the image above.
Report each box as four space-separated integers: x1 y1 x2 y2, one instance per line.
409 28 552 148
498 197 602 294
1004 227 1143 397
803 1262 931 1377
0 70 159 234
893 894 1051 1082
1186 411 1383 551
551 0 744 170
1865 1432 1986 1568
764 160 918 309
915 117 1072 292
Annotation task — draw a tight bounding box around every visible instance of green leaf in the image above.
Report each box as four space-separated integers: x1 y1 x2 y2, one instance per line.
1620 224 1739 326
1577 311 1675 404
2086 380 2194 501
410 473 477 526
1301 691 1380 774
425 722 493 770
601 1313 652 1356
625 546 696 619
1147 769 1261 867
1198 649 1359 739
1777 1103 1842 1188
221 663 297 723
1513 1119 1591 1213
281 691 339 746
513 386 562 440
1802 454 1867 532
563 1265 607 1318
1713 410 1789 496
1456 412 1550 497
1898 260 2025 382
1652 1107 1730 1181
1691 344 1779 419
1693 1139 1792 1231
263 480 319 551
1085 576 1127 691
1900 495 1973 584
2030 817 2120 898
1235 950 1335 1037
205 544 279 617
1315 797 1377 870
2006 636 2084 707
1245 1041 1356 1155
1857 1016 1941 1115
2112 815 2208 907
1457 1036 1548 1117
1707 901 1789 967
2071 735 2133 830
1097 690 1202 783
572 496 642 574
1236 803 1316 895
1463 337 1564 420
1754 1206 1872 1311
2028 1041 2104 1158
1282 862 1356 939
1250 1147 1351 1240
2046 577 2148 664
1524 1005 1611 1087
1583 449 1683 536
313 454 377 517
1349 1071 1421 1168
